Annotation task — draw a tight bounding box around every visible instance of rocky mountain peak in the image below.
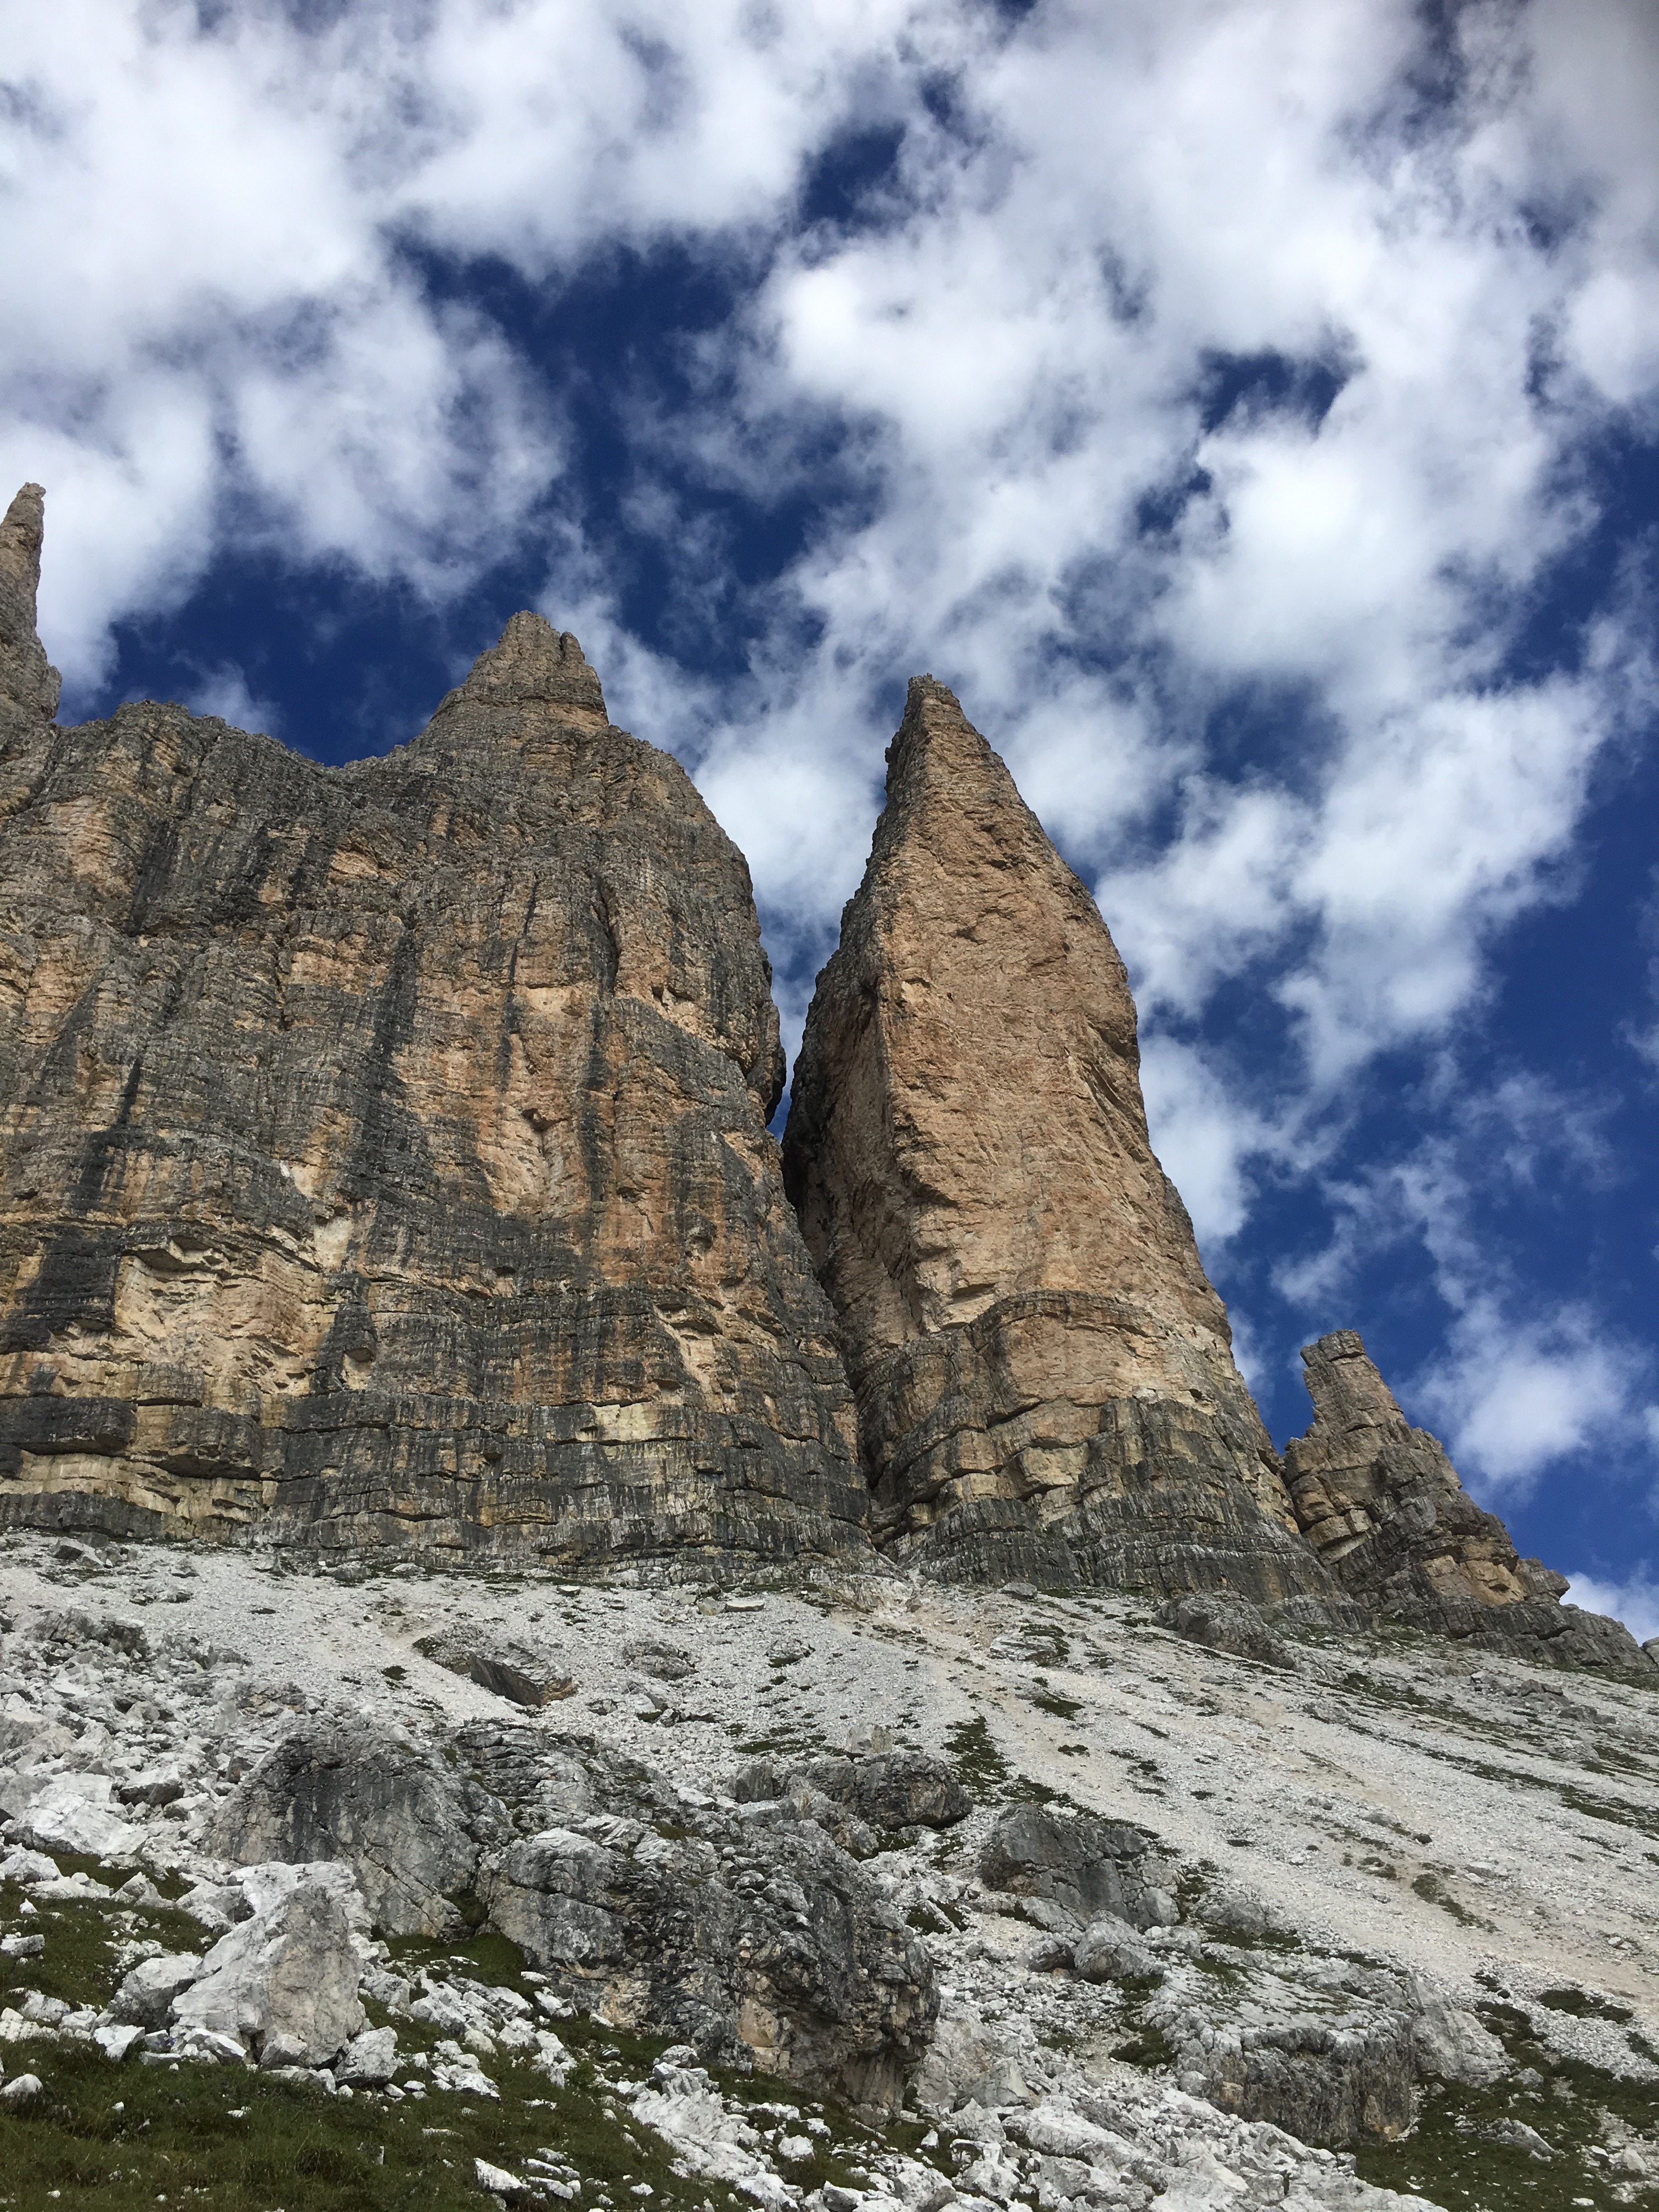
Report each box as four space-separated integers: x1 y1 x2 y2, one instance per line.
0 497 857 1564
785 676 1325 1598
448 608 608 721
0 481 62 724
1299 1329 1419 1441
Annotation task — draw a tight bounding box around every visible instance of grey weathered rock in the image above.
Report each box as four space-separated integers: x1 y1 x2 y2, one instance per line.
414 1629 575 1708
335 2023 400 2085
479 1751 936 2110
5 1772 144 1860
978 1804 1177 1931
171 1874 364 2064
783 676 1333 1602
110 1953 205 2029
1154 1590 1290 1668
0 486 60 725
205 1718 500 1936
1071 1912 1163 1984
0 491 862 1568
624 1638 697 1683
1146 1947 1420 2147
1408 1989 1508 2088
731 1750 970 1839
911 2005 1035 2113
1285 1333 1654 1672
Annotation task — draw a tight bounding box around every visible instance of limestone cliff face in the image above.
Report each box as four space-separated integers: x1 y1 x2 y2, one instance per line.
0 495 861 1562
1282 1331 1643 1665
782 676 1330 1600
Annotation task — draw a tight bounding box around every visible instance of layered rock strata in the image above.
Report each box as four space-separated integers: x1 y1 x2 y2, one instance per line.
783 676 1331 1600
1285 1331 1648 1669
0 489 861 1561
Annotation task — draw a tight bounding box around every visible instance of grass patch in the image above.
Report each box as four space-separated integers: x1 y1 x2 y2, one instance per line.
1355 2000 1659 2212
1109 2023 1175 2072
944 1716 1010 1795
0 1863 940 2212
1028 1688 1085 1721
1410 1871 1491 1929
1537 1988 1634 2024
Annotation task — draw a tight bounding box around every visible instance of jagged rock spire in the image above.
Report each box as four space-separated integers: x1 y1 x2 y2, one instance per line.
1284 1329 1560 1605
0 483 62 723
783 673 1329 1599
425 610 608 733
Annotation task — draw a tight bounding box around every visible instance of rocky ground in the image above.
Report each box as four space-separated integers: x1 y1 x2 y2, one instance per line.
2 1532 1657 2212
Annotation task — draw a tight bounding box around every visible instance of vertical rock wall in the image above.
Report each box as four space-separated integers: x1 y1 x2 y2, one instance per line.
783 676 1331 1600
0 494 863 1564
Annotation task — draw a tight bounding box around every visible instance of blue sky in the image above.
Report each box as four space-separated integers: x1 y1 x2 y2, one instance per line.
5 0 1658 1627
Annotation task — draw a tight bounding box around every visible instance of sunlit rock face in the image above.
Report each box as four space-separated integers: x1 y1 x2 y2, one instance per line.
782 674 1330 1601
0 495 862 1563
1283 1331 1649 1668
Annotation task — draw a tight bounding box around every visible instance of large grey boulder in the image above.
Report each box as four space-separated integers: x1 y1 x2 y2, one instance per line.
1154 1591 1290 1668
730 1749 970 1848
171 1875 364 2066
1408 1988 1508 2087
481 1778 936 2111
111 1953 203 2029
978 1804 1177 1931
1072 1913 1163 1985
414 1628 575 1708
205 1717 502 1936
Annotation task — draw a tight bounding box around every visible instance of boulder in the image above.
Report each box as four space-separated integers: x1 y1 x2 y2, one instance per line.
1408 1990 1508 2088
414 1629 575 1708
481 1799 936 2111
110 1953 203 2030
1154 1592 1289 1669
5 1773 144 1861
336 2024 400 2085
978 1805 1177 1931
206 1717 499 1936
730 1750 970 1845
171 1874 364 2066
911 2004 1034 2113
1071 1914 1163 1985
624 1639 697 1683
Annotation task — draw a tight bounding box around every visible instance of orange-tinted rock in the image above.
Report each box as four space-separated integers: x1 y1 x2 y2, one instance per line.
783 676 1329 1600
0 493 861 1564
1282 1330 1547 1604
1285 1331 1649 1669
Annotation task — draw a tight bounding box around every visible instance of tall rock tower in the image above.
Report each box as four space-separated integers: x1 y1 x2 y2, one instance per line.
783 676 1330 1599
0 489 862 1564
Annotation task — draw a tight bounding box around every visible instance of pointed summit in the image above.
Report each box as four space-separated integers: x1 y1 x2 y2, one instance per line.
1282 1330 1651 1665
1285 1330 1562 1608
426 610 608 732
0 483 62 723
785 679 1328 1599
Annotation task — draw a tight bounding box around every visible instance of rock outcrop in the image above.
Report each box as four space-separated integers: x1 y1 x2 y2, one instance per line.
782 676 1331 1601
206 1718 504 1936
0 491 861 1564
0 485 60 728
1284 1332 1651 1670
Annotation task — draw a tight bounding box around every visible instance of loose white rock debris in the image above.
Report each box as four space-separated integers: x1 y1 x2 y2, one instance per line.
1 1532 1656 2212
